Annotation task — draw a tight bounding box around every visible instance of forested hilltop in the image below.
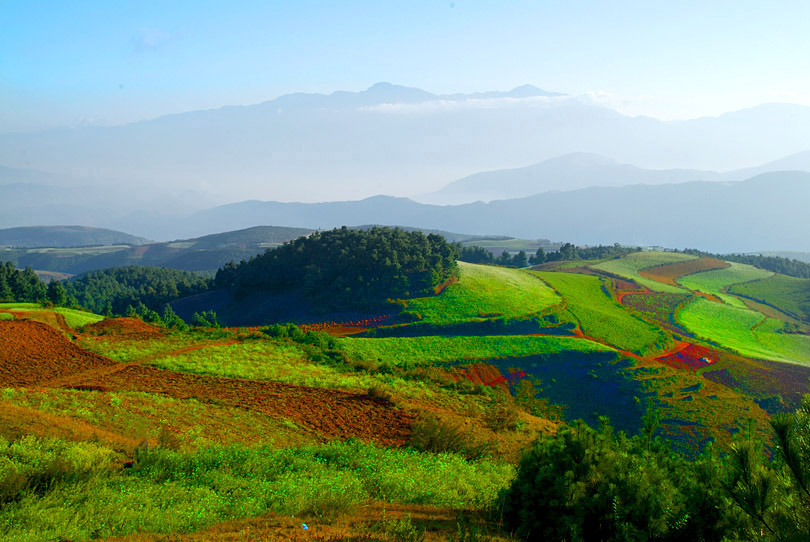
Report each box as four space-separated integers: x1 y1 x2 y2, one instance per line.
214 226 459 308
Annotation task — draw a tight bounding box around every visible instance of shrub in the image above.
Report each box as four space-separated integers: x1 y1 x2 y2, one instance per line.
409 414 491 461
500 419 728 542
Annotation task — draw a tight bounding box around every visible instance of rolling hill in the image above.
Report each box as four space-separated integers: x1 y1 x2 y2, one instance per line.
0 226 150 248
173 171 810 253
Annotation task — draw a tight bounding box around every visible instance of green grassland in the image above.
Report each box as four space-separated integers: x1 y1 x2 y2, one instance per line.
728 274 810 322
402 261 560 324
532 271 673 356
0 436 512 542
677 262 773 308
591 252 698 293
0 303 104 329
677 297 810 364
341 335 616 369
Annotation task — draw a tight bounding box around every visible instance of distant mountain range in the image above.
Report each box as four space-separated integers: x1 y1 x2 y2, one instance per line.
0 226 313 275
418 151 810 204
0 226 149 248
167 171 810 254
3 83 810 203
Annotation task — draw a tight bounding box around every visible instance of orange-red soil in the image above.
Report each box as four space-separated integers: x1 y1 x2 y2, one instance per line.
639 257 729 287
0 320 115 386
83 317 166 339
1 319 414 447
72 365 414 446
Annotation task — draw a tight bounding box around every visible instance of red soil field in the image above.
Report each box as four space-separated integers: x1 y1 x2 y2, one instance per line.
74 365 414 447
0 320 115 386
639 257 729 287
656 343 718 371
1 319 414 446
82 317 165 339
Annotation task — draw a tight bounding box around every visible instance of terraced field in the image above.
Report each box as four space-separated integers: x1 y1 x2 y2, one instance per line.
676 262 773 308
403 262 559 324
341 335 617 369
729 274 810 322
591 252 698 293
677 298 810 364
532 271 672 356
638 257 729 287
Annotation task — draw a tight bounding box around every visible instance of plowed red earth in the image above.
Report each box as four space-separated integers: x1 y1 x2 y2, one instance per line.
1 320 413 446
74 365 414 446
656 343 717 370
0 320 115 386
83 317 165 339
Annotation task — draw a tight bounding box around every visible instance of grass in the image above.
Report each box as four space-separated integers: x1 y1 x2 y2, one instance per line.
0 313 13 321
676 262 773 308
54 307 104 328
0 388 313 450
77 332 227 363
146 339 383 391
340 335 616 369
591 252 698 293
532 271 673 356
402 262 559 324
0 436 513 541
677 297 810 365
0 304 103 329
728 274 810 322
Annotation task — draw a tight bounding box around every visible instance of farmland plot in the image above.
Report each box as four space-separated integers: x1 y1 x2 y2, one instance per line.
591 252 697 293
677 262 773 308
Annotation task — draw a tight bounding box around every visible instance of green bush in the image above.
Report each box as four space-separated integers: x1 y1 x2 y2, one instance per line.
500 420 728 542
409 414 491 461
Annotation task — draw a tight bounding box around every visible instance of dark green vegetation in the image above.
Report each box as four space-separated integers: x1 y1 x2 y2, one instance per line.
0 262 45 303
63 266 212 316
502 400 810 542
216 226 459 309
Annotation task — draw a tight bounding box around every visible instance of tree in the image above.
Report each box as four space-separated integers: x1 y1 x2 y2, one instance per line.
530 247 546 265
46 279 67 306
512 250 528 268
191 310 221 328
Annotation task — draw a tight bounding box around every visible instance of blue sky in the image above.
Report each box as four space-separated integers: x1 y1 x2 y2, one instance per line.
2 0 809 133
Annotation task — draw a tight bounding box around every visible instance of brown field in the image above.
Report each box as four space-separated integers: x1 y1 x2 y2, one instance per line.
0 319 415 448
0 320 115 386
639 257 729 287
83 317 166 339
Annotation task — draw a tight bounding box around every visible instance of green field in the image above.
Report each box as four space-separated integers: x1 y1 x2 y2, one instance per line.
728 274 810 322
341 335 616 368
403 262 559 324
677 262 773 308
677 297 810 364
147 340 383 391
0 303 104 328
591 252 697 293
532 271 672 356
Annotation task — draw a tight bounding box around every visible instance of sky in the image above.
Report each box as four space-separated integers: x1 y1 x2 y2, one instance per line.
2 0 810 134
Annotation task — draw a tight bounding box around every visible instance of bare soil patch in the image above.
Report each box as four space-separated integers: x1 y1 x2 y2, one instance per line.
83 317 165 339
0 320 115 386
73 365 414 447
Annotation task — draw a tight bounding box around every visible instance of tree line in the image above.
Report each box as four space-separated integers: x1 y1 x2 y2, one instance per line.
680 248 810 279
458 242 639 268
